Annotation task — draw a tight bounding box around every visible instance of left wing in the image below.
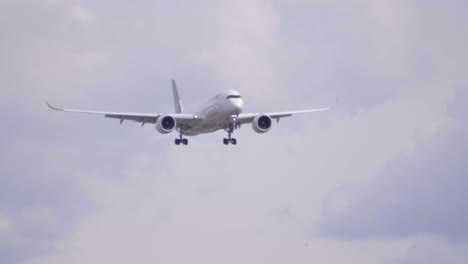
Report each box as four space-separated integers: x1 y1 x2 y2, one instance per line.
236 104 336 125
45 101 196 126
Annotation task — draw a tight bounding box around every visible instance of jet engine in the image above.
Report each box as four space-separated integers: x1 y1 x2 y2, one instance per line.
252 114 272 133
156 115 176 134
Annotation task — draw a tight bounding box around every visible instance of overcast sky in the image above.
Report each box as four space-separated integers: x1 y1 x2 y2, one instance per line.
1 0 468 263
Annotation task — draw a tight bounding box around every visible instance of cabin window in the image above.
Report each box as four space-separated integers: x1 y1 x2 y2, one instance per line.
226 95 242 99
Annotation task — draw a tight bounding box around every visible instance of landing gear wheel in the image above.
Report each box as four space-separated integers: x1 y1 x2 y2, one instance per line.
223 123 239 145
175 129 188 146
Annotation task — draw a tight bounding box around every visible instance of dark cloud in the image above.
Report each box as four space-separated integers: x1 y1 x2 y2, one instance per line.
319 88 468 240
385 236 468 264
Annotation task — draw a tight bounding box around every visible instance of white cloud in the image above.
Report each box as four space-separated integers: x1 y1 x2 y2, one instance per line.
2 0 468 264
0 217 14 236
194 0 282 107
67 3 96 25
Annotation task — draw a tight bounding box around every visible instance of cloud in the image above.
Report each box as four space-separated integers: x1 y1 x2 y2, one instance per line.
316 0 468 243
2 0 468 264
66 3 96 25
319 88 468 240
387 236 468 264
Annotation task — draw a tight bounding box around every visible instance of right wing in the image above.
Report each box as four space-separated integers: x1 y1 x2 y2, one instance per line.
236 104 337 125
45 101 196 126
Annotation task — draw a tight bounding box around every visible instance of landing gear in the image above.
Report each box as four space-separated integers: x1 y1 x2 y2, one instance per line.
223 136 237 145
223 124 237 145
175 132 188 146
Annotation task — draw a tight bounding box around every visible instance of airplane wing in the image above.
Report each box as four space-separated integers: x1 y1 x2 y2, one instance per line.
45 101 196 126
236 104 336 125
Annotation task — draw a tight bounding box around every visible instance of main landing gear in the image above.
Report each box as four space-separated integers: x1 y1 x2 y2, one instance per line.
223 125 237 145
175 132 188 145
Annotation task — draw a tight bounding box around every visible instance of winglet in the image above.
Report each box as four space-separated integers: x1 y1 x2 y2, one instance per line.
45 100 63 111
172 79 184 113
332 97 339 109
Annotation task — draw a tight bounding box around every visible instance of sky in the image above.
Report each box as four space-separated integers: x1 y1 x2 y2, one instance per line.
1 0 468 263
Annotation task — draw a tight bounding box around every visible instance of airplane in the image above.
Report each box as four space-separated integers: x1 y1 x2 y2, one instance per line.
46 79 336 145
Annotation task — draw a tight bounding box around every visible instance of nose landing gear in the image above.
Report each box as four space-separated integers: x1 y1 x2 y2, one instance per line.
223 124 237 145
223 138 237 145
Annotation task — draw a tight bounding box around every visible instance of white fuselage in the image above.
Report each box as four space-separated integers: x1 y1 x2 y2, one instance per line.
180 90 244 136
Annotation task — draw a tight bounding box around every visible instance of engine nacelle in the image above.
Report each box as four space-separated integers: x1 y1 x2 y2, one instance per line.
156 115 176 134
252 114 272 133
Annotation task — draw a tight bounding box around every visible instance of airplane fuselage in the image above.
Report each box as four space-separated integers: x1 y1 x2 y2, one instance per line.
180 90 244 136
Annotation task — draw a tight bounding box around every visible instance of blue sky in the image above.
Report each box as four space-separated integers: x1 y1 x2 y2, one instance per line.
1 1 468 263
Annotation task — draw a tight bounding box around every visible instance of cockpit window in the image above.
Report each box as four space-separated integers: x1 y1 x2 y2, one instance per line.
226 95 242 99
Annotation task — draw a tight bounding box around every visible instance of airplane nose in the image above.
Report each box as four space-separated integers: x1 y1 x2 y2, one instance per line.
232 99 244 114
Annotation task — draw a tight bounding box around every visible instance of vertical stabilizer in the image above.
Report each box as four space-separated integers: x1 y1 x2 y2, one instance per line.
172 79 183 113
